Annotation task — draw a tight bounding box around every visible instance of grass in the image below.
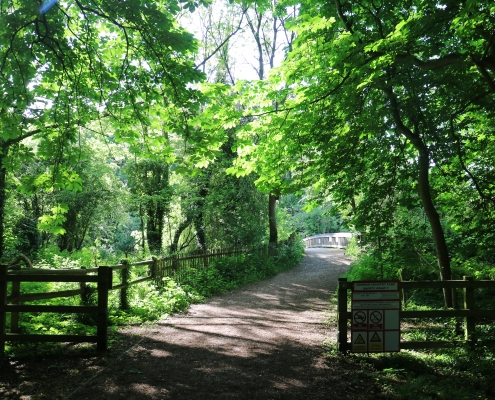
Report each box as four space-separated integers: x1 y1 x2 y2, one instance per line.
323 284 495 399
325 344 495 399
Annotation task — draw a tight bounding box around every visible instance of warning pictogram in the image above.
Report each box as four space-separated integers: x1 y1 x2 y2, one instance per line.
352 332 367 353
368 310 383 330
352 310 367 331
370 332 381 342
355 334 365 344
368 331 384 352
354 311 366 324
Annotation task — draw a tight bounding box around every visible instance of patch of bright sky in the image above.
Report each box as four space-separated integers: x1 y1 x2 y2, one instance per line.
179 0 291 83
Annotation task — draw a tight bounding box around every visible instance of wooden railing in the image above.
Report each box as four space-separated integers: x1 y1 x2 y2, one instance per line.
0 245 268 352
0 265 111 353
303 233 352 249
337 277 495 352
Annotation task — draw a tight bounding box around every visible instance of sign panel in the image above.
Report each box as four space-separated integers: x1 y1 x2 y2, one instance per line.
352 301 401 310
351 280 401 353
384 310 400 330
353 282 399 291
352 310 367 331
368 331 383 352
352 332 367 353
352 291 400 301
384 331 400 352
368 310 383 330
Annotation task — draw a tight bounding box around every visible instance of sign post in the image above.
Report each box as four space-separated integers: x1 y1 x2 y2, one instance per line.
351 281 400 352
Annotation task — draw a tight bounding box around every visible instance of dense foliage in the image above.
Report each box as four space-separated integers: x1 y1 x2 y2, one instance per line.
2 0 495 351
193 1 495 303
3 4 495 396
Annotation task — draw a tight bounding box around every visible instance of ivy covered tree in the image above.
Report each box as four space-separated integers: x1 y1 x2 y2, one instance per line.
127 158 172 254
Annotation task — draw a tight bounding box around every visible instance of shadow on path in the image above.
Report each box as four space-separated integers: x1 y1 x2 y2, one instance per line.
1 248 383 400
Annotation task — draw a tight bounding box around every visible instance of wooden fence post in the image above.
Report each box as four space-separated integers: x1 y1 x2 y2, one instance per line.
120 260 129 310
79 267 87 306
398 269 407 307
463 276 475 344
337 278 349 352
10 276 20 334
0 265 7 355
97 267 112 351
150 256 157 287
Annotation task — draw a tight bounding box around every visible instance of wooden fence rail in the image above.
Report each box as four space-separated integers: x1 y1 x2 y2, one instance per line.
0 245 270 352
0 265 111 354
337 277 495 352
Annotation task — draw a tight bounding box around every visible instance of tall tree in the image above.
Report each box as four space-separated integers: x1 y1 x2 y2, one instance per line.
192 0 296 246
241 0 297 247
223 0 495 306
0 0 204 258
127 159 171 254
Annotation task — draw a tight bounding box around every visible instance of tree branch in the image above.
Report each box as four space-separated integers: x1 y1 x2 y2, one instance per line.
470 54 495 92
3 124 59 149
335 0 353 33
195 11 246 71
394 53 466 70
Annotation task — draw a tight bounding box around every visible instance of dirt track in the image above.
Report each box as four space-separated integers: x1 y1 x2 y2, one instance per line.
3 248 376 400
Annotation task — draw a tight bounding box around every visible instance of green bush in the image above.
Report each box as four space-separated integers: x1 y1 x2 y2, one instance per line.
5 241 304 356
180 241 304 297
344 252 400 281
110 278 198 323
344 246 439 282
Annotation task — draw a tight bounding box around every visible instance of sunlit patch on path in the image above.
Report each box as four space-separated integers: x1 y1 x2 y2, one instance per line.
64 248 352 399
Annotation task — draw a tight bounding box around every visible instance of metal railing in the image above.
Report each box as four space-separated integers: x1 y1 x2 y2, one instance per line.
303 232 353 249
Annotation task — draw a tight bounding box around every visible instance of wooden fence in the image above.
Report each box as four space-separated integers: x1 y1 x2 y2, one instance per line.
0 265 111 353
303 233 353 249
337 277 495 352
0 245 268 352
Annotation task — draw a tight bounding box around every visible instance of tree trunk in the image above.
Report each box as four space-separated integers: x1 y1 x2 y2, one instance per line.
193 184 208 250
386 87 453 307
268 194 279 245
0 147 7 259
139 203 146 253
57 207 77 252
146 202 164 254
169 218 192 253
417 147 453 307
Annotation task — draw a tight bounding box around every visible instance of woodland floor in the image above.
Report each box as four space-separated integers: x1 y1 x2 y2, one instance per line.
1 248 389 400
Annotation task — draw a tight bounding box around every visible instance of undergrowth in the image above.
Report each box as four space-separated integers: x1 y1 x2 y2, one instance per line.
3 241 304 356
178 242 303 297
323 343 495 399
326 250 495 399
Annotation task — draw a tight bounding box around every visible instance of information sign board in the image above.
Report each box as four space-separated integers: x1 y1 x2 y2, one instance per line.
353 282 399 291
351 280 400 353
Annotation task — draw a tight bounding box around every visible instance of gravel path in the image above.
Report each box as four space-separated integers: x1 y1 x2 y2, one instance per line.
2 248 357 400
67 248 351 400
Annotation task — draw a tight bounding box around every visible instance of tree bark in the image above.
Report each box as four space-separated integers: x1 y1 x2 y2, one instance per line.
417 147 453 307
268 194 279 245
386 86 453 307
139 203 146 253
193 185 208 250
57 208 77 252
146 202 164 254
169 218 192 253
0 146 8 259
